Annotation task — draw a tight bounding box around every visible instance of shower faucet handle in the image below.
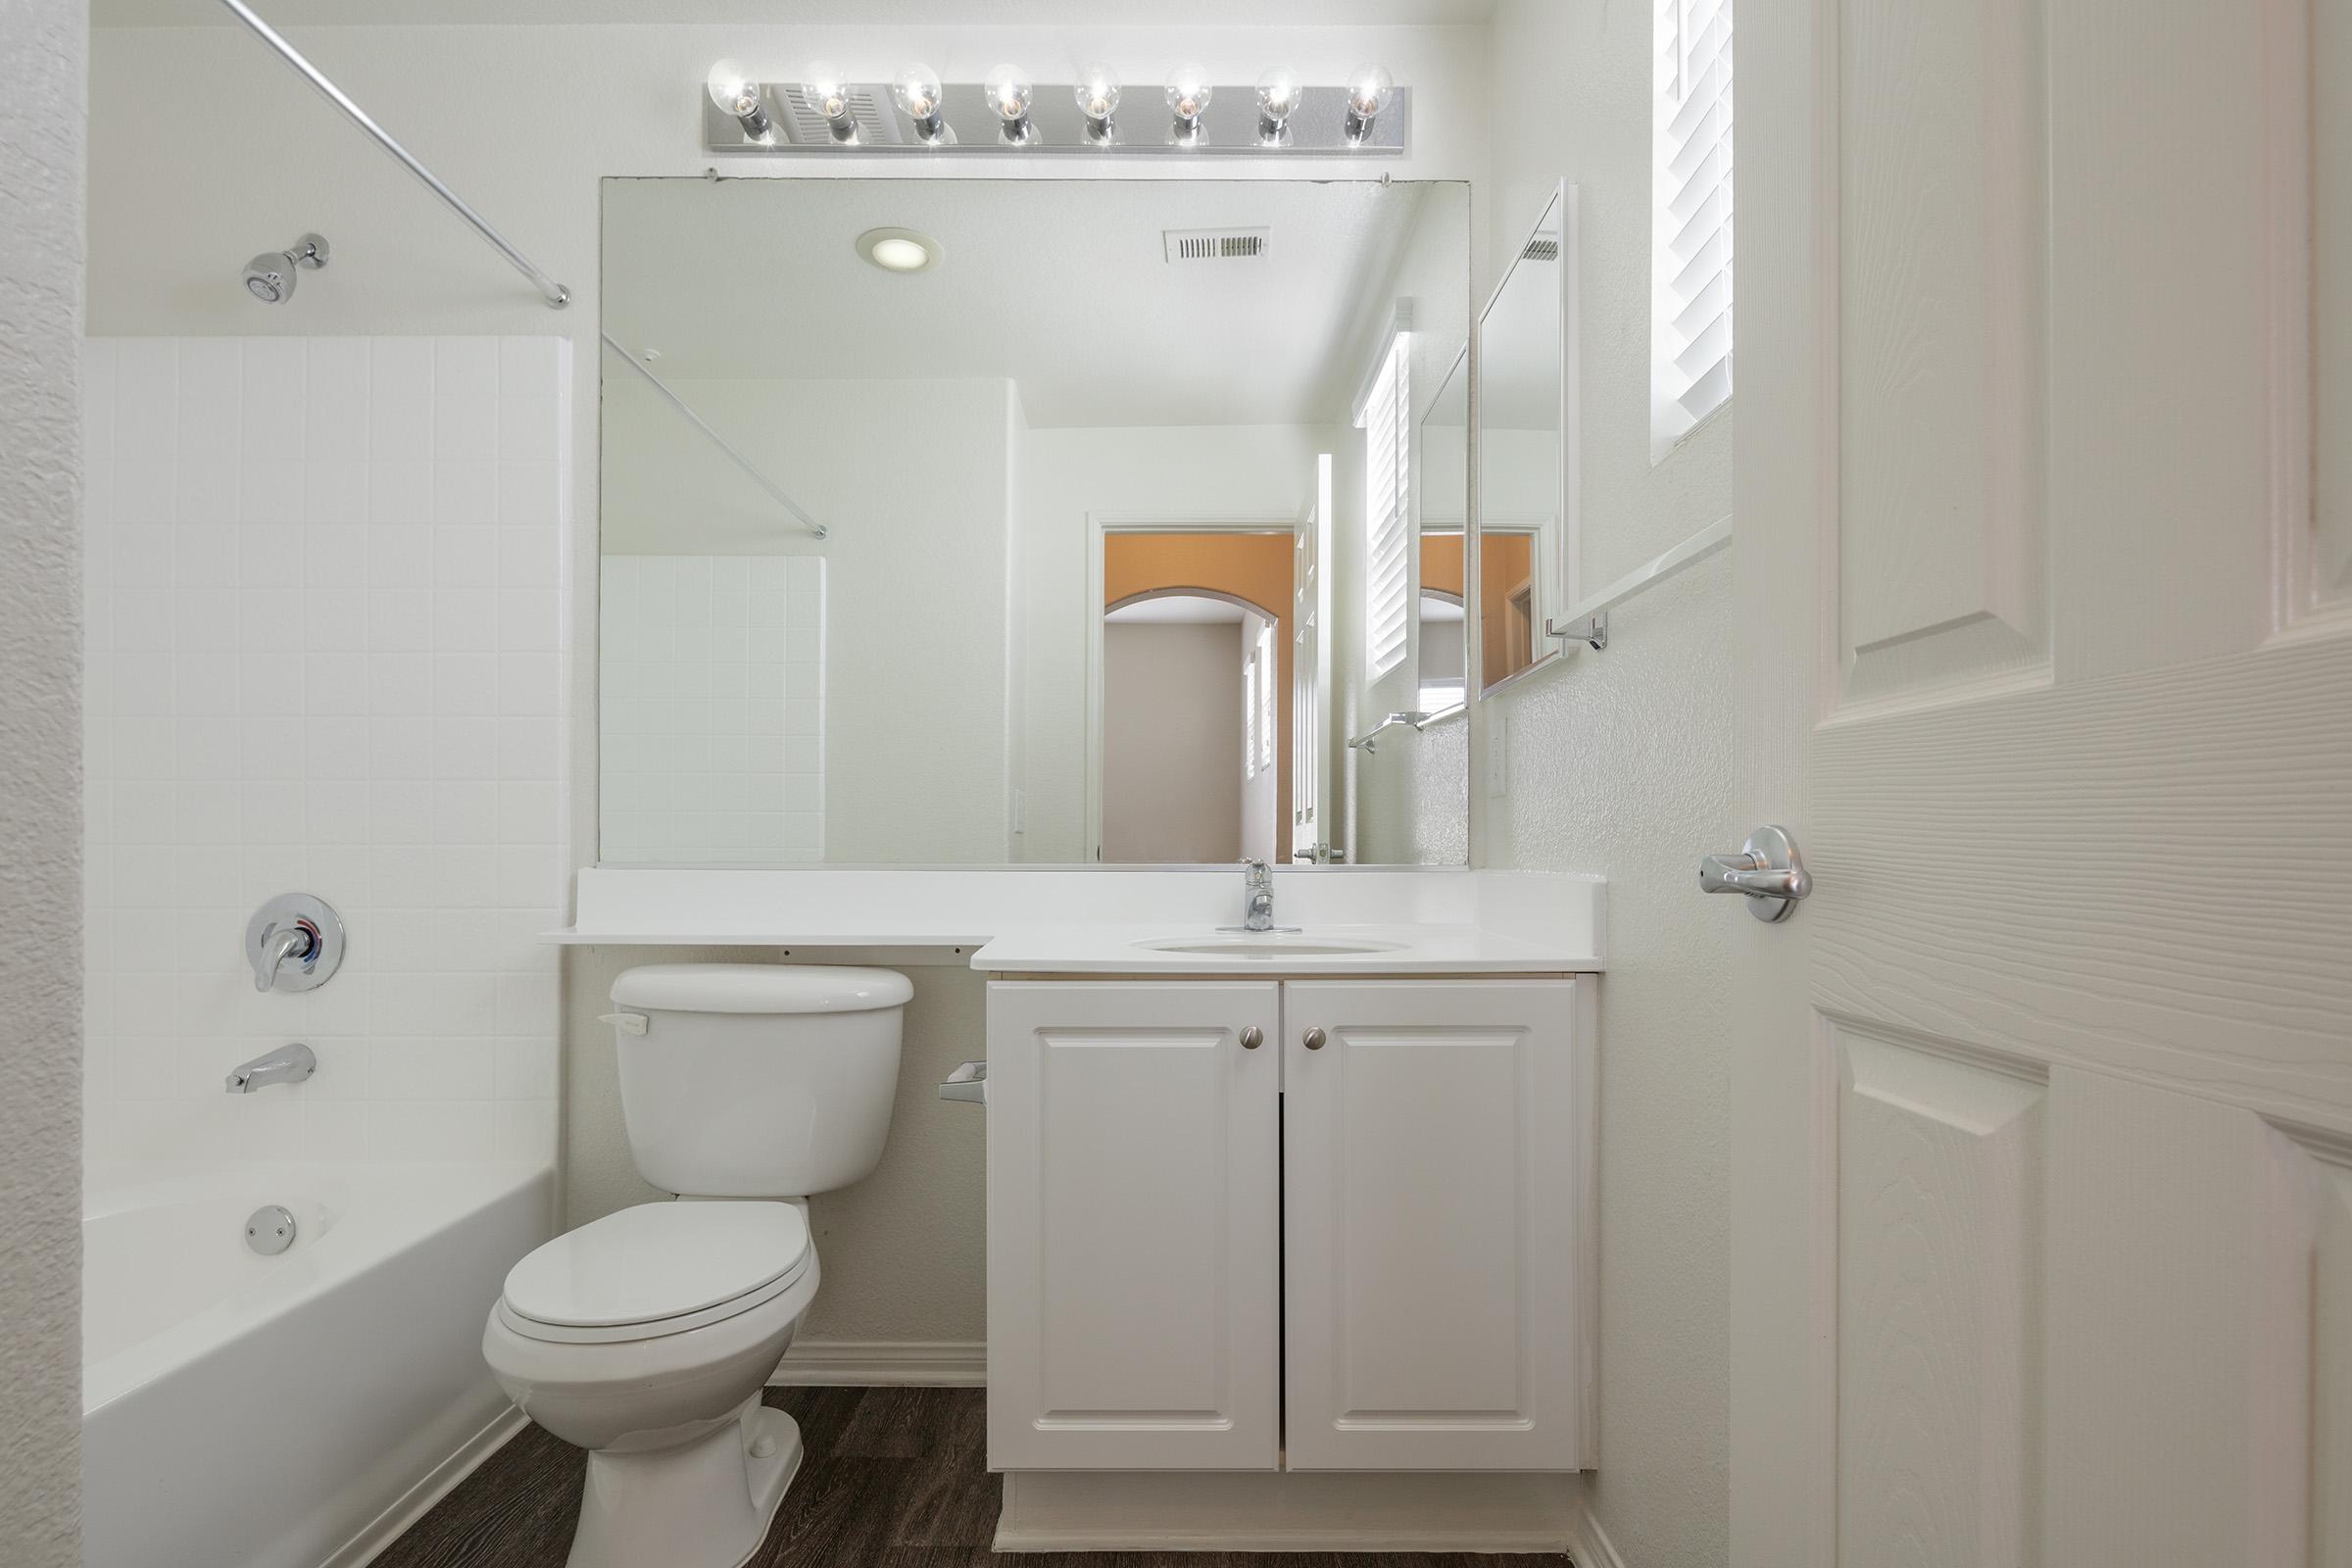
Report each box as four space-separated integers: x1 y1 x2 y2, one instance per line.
245 893 346 993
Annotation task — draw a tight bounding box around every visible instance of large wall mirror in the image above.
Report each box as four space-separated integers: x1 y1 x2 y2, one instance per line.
599 177 1471 866
1476 186 1567 693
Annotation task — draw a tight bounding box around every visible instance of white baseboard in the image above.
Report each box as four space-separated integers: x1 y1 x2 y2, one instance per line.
996 1469 1584 1553
323 1404 527 1568
1566 1503 1628 1568
768 1338 987 1387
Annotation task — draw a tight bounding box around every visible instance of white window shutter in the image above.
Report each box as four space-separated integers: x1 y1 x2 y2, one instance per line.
1361 334 1412 681
1652 0 1734 455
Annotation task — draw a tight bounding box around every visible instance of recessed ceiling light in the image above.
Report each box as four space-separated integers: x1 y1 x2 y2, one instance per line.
856 227 942 274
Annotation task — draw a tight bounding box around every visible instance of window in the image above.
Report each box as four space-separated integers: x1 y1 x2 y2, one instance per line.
1359 333 1411 679
1652 0 1734 457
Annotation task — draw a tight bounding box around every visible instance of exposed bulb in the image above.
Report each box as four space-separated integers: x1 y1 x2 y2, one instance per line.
1074 64 1121 126
802 61 855 135
1345 63 1395 128
1164 66 1212 128
892 63 948 140
984 64 1034 127
701 58 766 122
1255 66 1304 129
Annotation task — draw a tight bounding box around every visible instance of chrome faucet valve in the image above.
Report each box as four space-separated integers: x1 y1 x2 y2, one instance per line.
246 893 347 993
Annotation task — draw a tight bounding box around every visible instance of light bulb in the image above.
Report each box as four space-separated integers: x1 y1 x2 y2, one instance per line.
1255 66 1303 130
1074 64 1121 129
705 59 772 137
802 62 856 139
984 64 1034 130
892 64 947 141
1344 63 1395 134
1164 66 1212 129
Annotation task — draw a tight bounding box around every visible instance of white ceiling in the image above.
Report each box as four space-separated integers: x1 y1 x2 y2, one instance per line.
98 0 1493 24
603 176 1448 428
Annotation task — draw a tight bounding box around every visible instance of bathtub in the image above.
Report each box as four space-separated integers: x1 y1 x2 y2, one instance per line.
82 1159 557 1568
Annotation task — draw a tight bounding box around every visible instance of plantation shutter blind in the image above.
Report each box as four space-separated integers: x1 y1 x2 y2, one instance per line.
1654 0 1734 442
1361 334 1411 680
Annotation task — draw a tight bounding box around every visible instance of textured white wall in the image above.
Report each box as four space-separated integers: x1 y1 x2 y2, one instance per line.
601 555 827 863
0 2 84 1559
1474 4 1739 1565
81 336 570 1165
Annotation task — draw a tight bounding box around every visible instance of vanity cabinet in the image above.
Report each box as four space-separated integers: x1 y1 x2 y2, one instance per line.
985 977 1593 1475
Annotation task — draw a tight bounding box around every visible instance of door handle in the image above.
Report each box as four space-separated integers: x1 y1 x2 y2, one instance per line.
1302 1027 1327 1051
1239 1026 1263 1050
1700 825 1811 922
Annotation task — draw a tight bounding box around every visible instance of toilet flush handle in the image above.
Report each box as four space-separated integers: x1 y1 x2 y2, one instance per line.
598 1012 650 1036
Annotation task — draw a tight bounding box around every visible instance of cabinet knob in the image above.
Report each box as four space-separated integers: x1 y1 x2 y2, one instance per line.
1239 1025 1263 1050
1302 1027 1327 1051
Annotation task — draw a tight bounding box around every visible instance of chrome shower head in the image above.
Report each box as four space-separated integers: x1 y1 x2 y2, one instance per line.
243 233 329 303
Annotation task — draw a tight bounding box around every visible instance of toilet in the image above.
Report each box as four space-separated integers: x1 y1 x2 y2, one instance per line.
482 963 912 1568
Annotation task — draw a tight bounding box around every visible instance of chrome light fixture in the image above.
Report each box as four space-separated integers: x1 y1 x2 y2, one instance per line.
1074 63 1121 142
1344 63 1396 141
1164 65 1212 139
893 63 951 144
705 59 772 140
802 62 858 141
985 64 1036 143
1255 66 1303 142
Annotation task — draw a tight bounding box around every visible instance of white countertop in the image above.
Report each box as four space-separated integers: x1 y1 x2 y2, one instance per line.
543 866 1605 973
971 921 1600 976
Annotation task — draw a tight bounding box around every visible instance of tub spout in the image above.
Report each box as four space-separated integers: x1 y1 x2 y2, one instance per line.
226 1043 317 1094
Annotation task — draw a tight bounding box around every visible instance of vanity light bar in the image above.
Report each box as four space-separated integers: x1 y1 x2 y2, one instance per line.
700 74 1408 156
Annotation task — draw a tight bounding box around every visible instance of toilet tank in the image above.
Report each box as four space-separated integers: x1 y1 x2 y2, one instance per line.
607 963 913 1199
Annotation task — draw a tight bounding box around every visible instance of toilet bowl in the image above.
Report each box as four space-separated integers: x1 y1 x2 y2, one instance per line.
482 964 911 1568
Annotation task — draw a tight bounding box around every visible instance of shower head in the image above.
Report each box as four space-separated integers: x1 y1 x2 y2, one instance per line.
243 233 329 303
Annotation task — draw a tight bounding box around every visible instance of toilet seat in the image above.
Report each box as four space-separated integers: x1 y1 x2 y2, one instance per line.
499 1200 812 1346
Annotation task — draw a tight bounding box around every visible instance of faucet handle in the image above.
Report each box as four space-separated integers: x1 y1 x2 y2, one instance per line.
246 894 345 994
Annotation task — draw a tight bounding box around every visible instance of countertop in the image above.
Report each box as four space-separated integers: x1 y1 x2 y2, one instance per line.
970 921 1600 976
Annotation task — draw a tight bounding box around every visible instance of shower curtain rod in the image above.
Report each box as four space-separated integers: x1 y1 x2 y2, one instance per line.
599 333 830 540
217 0 571 310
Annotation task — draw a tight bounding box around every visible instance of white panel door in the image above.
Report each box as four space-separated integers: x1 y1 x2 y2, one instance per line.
1732 0 2352 1562
986 981 1280 1471
1282 979 1593 1470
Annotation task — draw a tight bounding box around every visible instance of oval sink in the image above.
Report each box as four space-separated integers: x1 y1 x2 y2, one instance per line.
1136 935 1406 958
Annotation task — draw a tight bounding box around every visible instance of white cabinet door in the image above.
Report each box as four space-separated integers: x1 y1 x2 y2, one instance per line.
986 981 1281 1471
1282 979 1592 1470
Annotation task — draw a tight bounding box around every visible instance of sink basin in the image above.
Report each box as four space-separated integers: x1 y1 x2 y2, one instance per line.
1136 935 1407 958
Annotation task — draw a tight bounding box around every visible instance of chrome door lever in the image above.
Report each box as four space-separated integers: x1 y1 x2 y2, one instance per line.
1700 825 1811 922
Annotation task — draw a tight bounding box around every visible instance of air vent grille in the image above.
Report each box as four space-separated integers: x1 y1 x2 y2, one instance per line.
1521 236 1562 262
1164 227 1272 264
777 84 904 147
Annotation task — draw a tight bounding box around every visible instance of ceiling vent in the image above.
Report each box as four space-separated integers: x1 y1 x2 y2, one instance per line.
1520 236 1562 262
1164 227 1272 264
777 84 904 147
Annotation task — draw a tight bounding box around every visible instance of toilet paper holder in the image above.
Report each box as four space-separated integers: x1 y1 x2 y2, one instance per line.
939 1060 987 1104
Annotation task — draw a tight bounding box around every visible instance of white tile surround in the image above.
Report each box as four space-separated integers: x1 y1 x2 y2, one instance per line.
601 555 826 863
80 336 570 1164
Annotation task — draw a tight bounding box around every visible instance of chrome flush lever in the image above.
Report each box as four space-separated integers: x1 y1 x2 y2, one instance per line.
1700 825 1812 922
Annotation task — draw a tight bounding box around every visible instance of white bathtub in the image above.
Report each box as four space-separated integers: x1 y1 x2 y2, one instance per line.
82 1159 557 1568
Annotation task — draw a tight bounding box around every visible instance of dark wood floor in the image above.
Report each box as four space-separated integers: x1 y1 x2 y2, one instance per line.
373 1387 1566 1568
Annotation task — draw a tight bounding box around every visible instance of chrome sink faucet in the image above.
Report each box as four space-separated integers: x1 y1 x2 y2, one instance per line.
1217 859 1301 936
225 1043 317 1094
1242 858 1276 932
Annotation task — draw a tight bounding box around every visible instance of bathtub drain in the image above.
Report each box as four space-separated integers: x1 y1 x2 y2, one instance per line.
245 1204 298 1255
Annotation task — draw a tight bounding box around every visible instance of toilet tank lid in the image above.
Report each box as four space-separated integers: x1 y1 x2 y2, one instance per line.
611 962 914 1015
